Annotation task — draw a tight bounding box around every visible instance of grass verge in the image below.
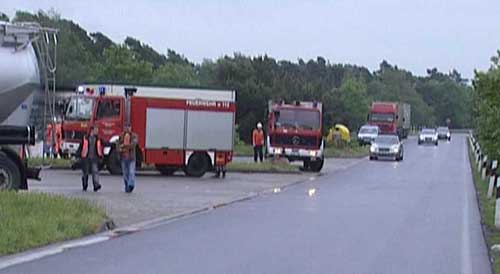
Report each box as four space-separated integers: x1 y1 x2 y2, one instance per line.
0 192 108 256
467 140 500 272
234 143 254 157
227 161 300 173
28 157 73 169
235 142 369 159
324 143 369 158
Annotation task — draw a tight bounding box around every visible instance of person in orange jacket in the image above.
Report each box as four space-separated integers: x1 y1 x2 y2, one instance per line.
55 122 62 158
252 122 265 163
77 126 103 192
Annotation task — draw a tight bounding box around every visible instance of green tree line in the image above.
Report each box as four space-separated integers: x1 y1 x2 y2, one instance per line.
473 52 500 159
6 10 474 142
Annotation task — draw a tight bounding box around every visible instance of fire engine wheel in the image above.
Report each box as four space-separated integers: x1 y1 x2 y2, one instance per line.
185 153 210 178
309 159 324 172
106 149 122 175
302 160 311 171
156 165 177 176
0 153 21 191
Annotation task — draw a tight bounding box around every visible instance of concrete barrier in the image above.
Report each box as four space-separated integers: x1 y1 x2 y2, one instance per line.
495 173 500 229
487 160 498 198
481 155 489 180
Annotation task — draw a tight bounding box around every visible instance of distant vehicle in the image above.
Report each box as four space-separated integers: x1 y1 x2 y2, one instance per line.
437 126 451 141
357 125 379 145
266 100 324 172
369 134 404 161
368 102 411 139
418 128 438 146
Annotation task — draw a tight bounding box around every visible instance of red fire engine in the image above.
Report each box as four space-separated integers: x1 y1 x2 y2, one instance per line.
266 100 324 172
61 84 236 177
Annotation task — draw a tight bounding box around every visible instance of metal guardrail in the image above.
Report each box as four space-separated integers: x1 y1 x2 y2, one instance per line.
469 134 499 228
450 129 473 134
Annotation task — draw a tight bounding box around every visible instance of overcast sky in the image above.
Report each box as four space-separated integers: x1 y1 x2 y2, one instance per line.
3 0 500 78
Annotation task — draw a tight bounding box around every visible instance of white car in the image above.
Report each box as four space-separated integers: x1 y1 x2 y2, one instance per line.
357 125 379 146
418 128 438 146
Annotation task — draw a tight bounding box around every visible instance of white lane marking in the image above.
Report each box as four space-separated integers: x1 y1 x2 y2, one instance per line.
462 138 473 274
0 236 109 270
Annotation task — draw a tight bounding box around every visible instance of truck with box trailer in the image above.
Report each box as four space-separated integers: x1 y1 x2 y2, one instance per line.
368 102 410 139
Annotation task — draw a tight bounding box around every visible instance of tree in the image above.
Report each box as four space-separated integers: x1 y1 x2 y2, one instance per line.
337 79 370 130
0 12 9 22
125 37 167 69
473 51 500 159
152 63 199 86
97 45 153 84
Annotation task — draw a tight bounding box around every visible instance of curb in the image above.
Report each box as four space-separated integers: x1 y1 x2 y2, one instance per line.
41 166 303 175
5 156 367 269
0 173 317 270
467 137 496 274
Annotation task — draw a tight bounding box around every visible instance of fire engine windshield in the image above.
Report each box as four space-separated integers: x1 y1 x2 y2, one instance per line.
370 113 394 123
275 109 320 130
65 97 94 121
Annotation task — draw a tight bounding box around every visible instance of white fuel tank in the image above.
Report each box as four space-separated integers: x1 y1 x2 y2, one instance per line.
0 22 40 126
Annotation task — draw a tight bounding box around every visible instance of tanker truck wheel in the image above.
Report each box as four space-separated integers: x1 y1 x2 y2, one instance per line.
309 158 324 172
106 149 122 175
0 153 21 190
185 153 210 178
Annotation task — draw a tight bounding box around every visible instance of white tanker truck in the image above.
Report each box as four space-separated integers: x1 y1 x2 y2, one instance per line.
0 21 57 190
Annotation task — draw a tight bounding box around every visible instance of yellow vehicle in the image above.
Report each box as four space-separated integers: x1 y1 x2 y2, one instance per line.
327 124 351 145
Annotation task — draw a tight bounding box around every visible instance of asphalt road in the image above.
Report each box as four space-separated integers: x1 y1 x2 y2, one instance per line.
1 134 491 274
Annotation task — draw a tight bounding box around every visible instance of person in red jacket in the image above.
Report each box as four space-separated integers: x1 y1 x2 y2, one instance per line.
252 122 265 163
77 126 103 192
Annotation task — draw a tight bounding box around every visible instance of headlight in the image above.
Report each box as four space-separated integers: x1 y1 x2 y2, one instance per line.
419 135 424 140
391 145 399 152
447 133 450 137
309 150 320 157
370 145 377 152
274 148 282 154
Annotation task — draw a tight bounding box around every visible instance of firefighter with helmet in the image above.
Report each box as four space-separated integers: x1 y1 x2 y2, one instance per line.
252 122 265 163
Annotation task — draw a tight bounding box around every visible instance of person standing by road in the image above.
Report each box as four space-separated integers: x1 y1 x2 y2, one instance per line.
252 122 265 163
77 126 103 192
119 125 138 193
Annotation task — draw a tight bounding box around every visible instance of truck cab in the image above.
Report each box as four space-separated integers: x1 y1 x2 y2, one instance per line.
368 102 398 135
266 100 324 172
62 87 125 157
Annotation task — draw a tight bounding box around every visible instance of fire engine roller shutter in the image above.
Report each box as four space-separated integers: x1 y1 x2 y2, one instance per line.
146 108 185 149
186 110 233 151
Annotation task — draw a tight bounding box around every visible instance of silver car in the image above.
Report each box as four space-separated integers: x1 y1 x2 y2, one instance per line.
369 134 404 161
418 128 438 146
437 126 451 141
357 125 379 146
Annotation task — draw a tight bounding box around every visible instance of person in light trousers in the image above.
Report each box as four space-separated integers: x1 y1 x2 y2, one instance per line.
118 125 138 193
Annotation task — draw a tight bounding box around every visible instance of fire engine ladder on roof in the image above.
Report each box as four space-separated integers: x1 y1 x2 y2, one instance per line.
5 22 58 160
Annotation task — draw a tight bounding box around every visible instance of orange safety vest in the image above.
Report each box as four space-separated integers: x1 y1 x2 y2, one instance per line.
252 129 265 146
55 123 62 153
81 136 103 158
